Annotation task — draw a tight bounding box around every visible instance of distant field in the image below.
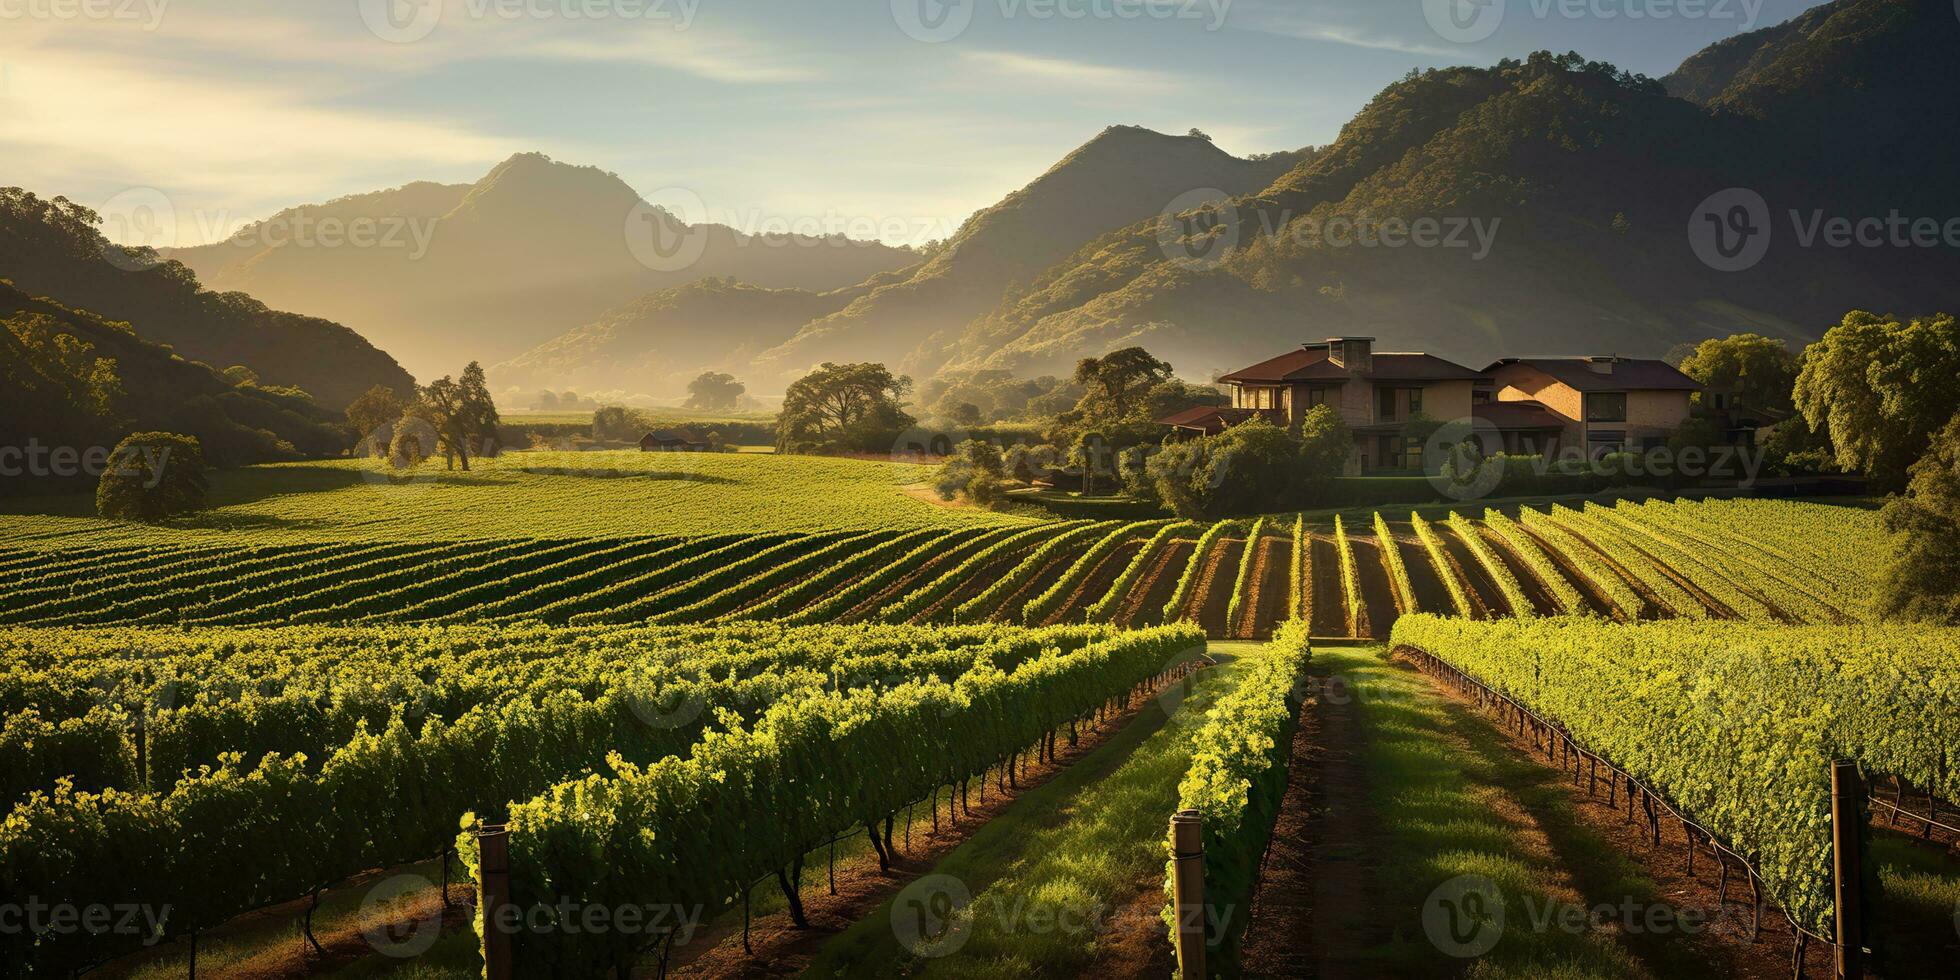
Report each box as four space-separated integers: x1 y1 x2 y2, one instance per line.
0 450 1027 547
500 409 776 426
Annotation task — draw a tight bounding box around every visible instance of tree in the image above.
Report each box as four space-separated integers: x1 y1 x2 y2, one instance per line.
685 372 746 412
1296 405 1352 493
221 365 258 386
777 362 914 453
1679 334 1799 414
1878 412 1960 623
389 416 433 469
416 362 501 470
1072 348 1174 423
934 439 1006 509
593 406 646 443
1794 311 1960 491
95 432 206 522
1146 416 1311 518
345 384 406 457
1070 431 1116 496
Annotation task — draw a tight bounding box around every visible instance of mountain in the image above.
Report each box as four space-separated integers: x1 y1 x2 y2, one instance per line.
925 0 1960 380
492 275 895 400
0 188 413 409
1 278 349 478
165 153 920 381
746 127 1314 383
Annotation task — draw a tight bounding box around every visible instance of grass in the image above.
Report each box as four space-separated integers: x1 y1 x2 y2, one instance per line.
104 857 467 980
802 645 1252 978
1871 832 1960 970
0 450 1031 547
1314 647 1672 979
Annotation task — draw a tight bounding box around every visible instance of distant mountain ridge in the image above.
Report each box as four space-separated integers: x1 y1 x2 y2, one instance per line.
165 153 920 381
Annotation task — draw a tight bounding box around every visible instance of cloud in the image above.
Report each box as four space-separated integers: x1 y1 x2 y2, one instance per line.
1232 0 1478 59
956 50 1172 92
0 44 513 243
525 33 818 84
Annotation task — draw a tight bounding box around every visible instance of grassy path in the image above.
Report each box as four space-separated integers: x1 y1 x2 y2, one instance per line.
800 645 1256 978
1249 646 1699 979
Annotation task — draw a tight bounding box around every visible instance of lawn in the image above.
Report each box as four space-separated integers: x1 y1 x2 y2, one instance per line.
0 450 1031 547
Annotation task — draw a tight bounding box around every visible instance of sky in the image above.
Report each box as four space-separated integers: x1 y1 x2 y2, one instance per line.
0 0 1834 248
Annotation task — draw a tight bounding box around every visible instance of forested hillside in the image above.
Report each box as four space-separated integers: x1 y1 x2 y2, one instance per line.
0 280 350 476
0 189 413 409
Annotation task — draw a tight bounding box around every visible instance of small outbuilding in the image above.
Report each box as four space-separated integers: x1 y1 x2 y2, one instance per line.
639 429 710 452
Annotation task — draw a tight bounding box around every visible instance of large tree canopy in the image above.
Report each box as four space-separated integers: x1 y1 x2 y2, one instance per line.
1679 333 1799 414
413 361 501 470
684 372 746 412
777 362 914 453
95 431 207 522
1794 311 1960 491
1072 347 1174 423
1879 411 1960 623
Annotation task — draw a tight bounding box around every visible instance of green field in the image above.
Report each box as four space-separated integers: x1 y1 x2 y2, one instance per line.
0 450 1025 547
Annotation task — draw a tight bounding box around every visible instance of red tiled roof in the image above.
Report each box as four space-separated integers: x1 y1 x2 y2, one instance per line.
1486 358 1702 392
1474 399 1569 430
1219 346 1481 383
1155 406 1280 435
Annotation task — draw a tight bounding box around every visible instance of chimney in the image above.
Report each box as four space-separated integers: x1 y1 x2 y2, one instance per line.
1585 355 1617 376
1325 337 1374 374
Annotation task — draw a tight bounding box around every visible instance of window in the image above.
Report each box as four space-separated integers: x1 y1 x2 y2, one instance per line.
1304 387 1329 408
1586 392 1627 423
1378 387 1397 421
1409 387 1423 416
1586 429 1625 458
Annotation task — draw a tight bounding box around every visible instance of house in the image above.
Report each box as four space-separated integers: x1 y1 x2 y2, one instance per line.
1162 337 1483 472
1481 357 1702 457
639 429 710 452
1159 340 1710 469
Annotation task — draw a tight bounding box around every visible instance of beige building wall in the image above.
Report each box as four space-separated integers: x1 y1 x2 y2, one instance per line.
1624 389 1692 446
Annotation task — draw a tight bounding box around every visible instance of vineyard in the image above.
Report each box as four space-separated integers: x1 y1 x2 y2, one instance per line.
0 499 1890 640
0 621 1208 972
0 494 1941 978
1389 615 1960 966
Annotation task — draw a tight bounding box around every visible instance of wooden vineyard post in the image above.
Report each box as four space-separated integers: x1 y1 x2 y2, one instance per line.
1170 809 1207 979
478 824 514 980
1830 760 1864 980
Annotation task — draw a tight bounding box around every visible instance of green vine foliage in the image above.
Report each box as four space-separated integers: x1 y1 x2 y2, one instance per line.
1163 521 1235 623
0 623 1127 972
1163 619 1311 975
1389 614 1960 938
465 624 1207 973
